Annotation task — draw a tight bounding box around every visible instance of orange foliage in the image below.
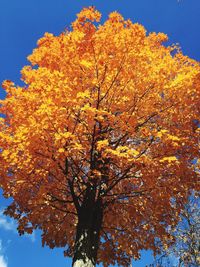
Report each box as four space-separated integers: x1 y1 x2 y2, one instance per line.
0 7 200 267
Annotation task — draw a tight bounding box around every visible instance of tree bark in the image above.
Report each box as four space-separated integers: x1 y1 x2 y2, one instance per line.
72 188 103 267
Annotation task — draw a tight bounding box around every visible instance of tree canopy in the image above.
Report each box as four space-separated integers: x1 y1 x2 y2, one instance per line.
0 7 200 267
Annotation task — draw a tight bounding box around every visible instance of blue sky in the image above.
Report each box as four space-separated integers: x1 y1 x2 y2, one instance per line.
0 1 200 267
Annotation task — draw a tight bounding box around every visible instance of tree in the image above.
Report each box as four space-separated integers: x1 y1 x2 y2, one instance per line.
149 193 200 267
0 7 200 267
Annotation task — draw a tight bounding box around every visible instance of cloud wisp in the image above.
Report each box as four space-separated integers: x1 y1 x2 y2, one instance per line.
0 255 7 267
0 210 35 242
0 241 8 267
0 212 16 233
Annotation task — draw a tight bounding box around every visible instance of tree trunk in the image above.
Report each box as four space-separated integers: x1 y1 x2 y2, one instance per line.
72 188 103 267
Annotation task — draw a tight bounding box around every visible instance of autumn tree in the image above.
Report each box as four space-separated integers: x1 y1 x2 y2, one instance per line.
0 7 200 267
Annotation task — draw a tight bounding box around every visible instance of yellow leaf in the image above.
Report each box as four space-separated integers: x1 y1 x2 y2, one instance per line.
160 156 178 163
80 60 93 68
58 148 65 153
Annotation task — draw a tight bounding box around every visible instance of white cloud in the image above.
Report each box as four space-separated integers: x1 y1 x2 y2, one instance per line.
0 210 35 242
0 256 7 267
0 241 8 267
25 231 36 243
0 212 16 233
